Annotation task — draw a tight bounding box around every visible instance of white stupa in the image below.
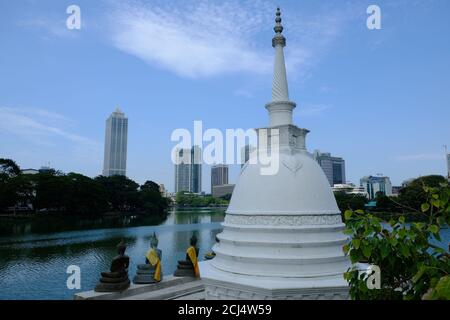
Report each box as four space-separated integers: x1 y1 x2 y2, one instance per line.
200 8 351 300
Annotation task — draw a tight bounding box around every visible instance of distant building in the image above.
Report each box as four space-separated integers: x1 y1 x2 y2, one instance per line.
212 184 235 199
39 166 54 174
332 183 368 198
392 186 402 196
360 175 393 199
402 178 415 187
211 164 229 193
21 169 39 175
103 108 128 177
159 184 167 197
313 150 346 186
174 146 202 193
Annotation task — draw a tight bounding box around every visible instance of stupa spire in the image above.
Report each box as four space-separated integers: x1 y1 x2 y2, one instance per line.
265 7 296 127
271 7 289 102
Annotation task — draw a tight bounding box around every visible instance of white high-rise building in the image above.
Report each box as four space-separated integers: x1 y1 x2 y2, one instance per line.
103 108 128 177
174 146 202 193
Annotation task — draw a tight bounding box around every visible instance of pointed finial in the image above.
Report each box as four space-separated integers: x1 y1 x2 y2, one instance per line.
272 7 286 47
274 7 283 34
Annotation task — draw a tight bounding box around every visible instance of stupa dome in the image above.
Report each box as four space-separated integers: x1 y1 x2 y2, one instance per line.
228 151 340 215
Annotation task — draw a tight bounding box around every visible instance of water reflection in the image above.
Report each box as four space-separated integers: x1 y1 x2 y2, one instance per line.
0 208 225 300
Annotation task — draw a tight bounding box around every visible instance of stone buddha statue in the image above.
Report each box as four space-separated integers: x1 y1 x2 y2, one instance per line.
174 234 200 278
133 232 162 284
94 240 130 292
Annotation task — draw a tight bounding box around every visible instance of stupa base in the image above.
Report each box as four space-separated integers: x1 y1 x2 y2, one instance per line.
200 261 349 300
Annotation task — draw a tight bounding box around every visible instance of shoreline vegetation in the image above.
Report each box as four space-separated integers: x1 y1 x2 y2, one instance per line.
1 158 448 223
0 158 230 221
0 158 171 219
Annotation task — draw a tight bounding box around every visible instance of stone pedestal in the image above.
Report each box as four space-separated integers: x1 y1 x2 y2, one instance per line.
201 262 348 300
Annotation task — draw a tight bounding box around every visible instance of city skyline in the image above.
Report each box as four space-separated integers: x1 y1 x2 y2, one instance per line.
1 0 450 193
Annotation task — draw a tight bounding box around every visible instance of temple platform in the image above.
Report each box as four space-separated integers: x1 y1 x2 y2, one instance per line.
74 275 205 300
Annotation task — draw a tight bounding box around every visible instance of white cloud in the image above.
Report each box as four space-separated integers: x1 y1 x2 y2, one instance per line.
234 89 253 99
106 0 347 79
0 107 99 152
17 17 78 39
297 103 334 117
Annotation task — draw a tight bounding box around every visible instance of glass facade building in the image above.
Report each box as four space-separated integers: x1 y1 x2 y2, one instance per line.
103 108 128 177
313 150 346 186
174 146 202 193
211 164 229 193
360 175 393 199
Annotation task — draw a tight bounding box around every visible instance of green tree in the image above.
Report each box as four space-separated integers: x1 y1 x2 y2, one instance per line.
343 183 450 300
334 192 368 212
398 175 447 212
374 194 398 212
34 171 69 211
64 173 108 215
141 180 160 192
0 158 21 181
95 175 140 211
139 180 168 213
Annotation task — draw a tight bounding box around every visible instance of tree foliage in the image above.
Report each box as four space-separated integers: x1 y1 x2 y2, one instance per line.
175 192 228 207
343 183 450 300
0 159 169 216
334 192 368 213
397 175 447 212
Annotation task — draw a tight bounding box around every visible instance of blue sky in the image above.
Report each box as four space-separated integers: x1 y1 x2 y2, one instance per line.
0 0 449 192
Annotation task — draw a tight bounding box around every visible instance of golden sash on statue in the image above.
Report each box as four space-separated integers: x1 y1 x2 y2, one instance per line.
146 249 161 282
186 246 200 278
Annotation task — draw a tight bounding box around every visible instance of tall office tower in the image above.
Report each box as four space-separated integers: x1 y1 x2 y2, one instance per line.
103 108 128 177
313 150 346 186
360 175 393 199
174 146 202 193
211 164 229 193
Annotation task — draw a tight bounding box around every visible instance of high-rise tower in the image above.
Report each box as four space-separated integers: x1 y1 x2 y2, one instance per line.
174 146 202 193
211 164 229 193
103 108 128 177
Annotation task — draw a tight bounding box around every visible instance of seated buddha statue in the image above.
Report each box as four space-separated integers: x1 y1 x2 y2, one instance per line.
174 234 200 278
94 240 130 292
133 232 162 284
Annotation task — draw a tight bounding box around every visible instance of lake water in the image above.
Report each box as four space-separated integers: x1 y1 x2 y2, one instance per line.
0 208 225 300
0 209 448 300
